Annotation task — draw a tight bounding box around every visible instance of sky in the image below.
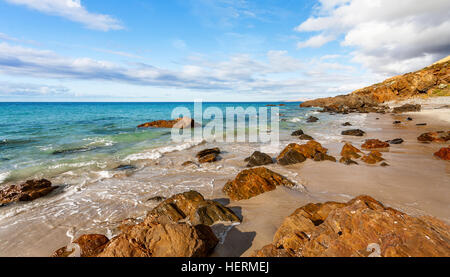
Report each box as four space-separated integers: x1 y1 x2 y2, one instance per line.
0 0 449 102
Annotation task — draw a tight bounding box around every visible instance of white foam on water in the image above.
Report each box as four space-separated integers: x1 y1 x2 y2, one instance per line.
124 140 205 161
0 171 9 184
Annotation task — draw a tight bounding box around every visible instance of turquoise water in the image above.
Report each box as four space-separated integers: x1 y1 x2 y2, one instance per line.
0 102 306 185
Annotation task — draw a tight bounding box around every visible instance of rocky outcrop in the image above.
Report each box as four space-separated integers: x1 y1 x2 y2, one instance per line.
138 116 196 129
52 234 109 257
0 179 57 206
277 141 333 165
244 151 273 167
223 167 295 201
434 146 450 160
341 129 365 136
300 57 450 111
149 190 240 225
417 131 450 143
196 148 221 163
252 195 450 257
53 191 224 257
361 139 390 149
393 104 421 113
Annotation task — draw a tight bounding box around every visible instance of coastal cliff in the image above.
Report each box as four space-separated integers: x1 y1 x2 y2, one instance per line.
300 55 450 109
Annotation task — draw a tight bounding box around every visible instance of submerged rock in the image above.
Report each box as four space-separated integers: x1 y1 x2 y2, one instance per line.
0 179 57 206
245 151 273 167
252 195 450 257
181 161 197 166
434 146 450 160
393 120 401 124
138 116 196 129
342 122 352 126
306 116 319 123
223 167 296 201
298 134 314 140
361 139 390 149
341 129 366 136
291 129 304 136
196 148 221 163
393 104 421 113
114 164 137 171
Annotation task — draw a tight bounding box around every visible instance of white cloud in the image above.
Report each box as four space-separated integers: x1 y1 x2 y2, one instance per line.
0 42 374 97
4 0 123 31
295 0 450 75
0 81 71 96
297 34 335 48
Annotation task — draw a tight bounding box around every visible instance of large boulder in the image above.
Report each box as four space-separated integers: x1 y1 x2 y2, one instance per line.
138 116 196 129
149 190 240 225
244 151 273 167
417 131 450 143
361 139 390 149
98 222 218 257
434 146 450 160
252 195 450 257
223 167 295 201
0 179 57 206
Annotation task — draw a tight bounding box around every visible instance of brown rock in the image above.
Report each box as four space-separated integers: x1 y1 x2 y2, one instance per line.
298 134 314 140
223 167 296 201
245 151 273 167
361 139 390 149
339 157 358 165
149 190 240 225
313 153 336 162
393 104 422 113
0 179 57 206
434 146 450 160
196 148 221 163
52 234 109 257
138 116 196 129
340 143 362 159
341 129 365 136
98 222 218 257
277 149 306 166
253 195 450 257
181 161 197 166
361 150 385 164
278 141 328 162
417 131 450 143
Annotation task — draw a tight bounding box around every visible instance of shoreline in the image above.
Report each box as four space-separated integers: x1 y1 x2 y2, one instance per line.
0 98 449 257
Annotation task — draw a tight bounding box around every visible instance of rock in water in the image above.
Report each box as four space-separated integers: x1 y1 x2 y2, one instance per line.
341 129 366 136
149 190 240 225
252 195 450 257
52 234 109 257
387 138 404 144
291 129 304 136
245 151 273 167
138 116 196 129
417 131 450 143
298 134 314 140
393 104 421 113
0 179 57 205
223 167 296 201
361 139 390 149
434 146 450 160
342 122 352 126
196 148 221 163
306 116 319 123
340 143 362 159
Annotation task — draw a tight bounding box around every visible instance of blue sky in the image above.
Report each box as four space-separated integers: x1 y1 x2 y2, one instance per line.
0 0 449 102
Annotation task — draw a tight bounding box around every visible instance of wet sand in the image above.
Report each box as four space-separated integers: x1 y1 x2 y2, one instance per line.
0 99 449 257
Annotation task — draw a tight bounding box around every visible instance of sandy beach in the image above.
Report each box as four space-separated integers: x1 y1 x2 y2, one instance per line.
0 97 448 257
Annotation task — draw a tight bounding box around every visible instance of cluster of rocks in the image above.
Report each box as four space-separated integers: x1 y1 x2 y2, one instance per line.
339 142 388 166
277 140 336 166
0 179 58 206
252 195 450 257
53 191 240 257
138 116 196 129
291 129 314 140
417 131 450 143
